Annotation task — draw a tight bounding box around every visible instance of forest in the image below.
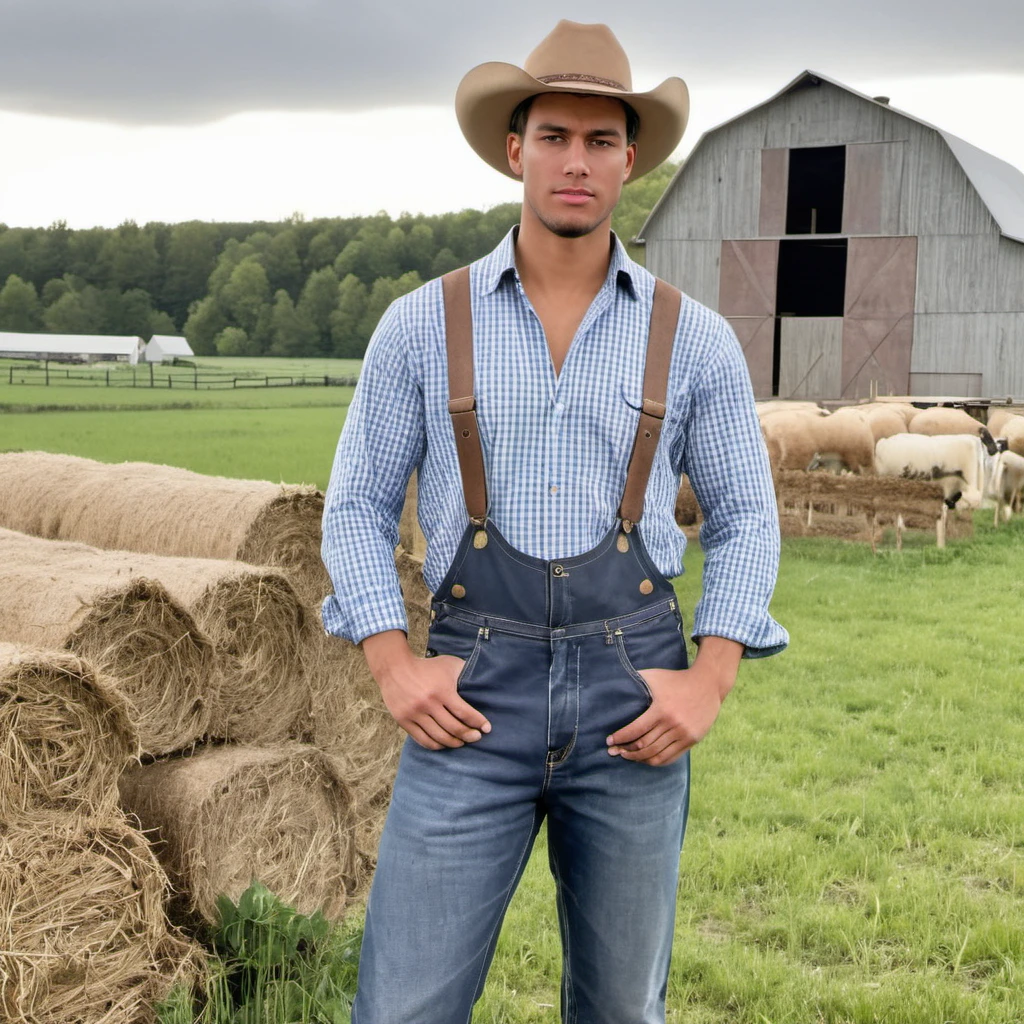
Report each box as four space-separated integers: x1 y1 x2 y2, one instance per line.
0 162 676 360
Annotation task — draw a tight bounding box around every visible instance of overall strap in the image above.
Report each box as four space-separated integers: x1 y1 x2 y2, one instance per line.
618 278 683 532
442 267 488 525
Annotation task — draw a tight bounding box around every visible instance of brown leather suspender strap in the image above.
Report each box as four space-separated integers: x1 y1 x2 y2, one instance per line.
443 267 680 531
442 267 488 524
618 278 683 531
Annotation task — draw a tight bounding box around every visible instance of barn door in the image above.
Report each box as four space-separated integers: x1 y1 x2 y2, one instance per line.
841 236 917 398
719 239 778 398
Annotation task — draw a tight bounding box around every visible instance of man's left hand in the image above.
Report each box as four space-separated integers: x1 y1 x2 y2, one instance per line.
605 636 743 766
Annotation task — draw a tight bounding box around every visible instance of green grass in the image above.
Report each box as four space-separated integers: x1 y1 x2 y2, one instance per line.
0 357 361 412
4 383 1023 1021
472 522 1024 1023
0 405 348 489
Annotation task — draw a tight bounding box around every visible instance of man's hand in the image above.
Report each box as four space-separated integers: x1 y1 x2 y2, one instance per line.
606 636 743 766
362 630 491 751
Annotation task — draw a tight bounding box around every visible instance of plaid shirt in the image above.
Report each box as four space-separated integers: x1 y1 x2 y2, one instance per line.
322 229 787 657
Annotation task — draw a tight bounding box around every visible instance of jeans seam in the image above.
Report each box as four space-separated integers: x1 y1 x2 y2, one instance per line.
550 845 577 1024
464 807 542 1017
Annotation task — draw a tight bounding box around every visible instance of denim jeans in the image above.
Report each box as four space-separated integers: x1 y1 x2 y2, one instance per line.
352 521 691 1024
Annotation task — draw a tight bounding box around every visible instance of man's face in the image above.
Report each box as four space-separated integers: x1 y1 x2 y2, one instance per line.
506 92 636 240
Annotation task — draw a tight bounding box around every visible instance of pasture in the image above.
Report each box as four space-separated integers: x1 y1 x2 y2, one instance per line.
2 360 1023 1023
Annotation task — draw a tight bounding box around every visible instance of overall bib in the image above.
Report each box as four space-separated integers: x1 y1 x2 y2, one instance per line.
353 271 691 1024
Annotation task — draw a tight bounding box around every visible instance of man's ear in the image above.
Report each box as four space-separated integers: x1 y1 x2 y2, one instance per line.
507 132 524 179
622 142 637 183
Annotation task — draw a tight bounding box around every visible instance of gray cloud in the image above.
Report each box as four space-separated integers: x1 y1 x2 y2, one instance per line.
1 0 1022 124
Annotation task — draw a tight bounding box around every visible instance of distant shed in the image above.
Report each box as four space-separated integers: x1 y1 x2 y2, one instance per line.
144 335 194 362
0 332 144 365
638 71 1024 401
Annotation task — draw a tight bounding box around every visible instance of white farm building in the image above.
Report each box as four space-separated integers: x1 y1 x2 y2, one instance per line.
144 335 194 362
0 332 144 365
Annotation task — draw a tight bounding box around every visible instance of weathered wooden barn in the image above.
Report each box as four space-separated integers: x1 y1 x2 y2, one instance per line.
638 71 1024 401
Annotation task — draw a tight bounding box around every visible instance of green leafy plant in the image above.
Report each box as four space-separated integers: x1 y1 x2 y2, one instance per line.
156 881 359 1024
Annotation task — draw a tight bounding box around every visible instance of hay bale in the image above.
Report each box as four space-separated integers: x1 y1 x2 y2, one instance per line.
0 529 313 748
0 810 198 1024
0 529 214 757
0 644 138 818
117 743 358 926
0 452 329 605
674 475 703 529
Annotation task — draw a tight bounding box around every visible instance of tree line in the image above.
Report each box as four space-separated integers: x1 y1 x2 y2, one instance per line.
0 162 676 360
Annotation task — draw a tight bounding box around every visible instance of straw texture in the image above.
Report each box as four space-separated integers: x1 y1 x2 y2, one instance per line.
0 643 138 818
0 452 329 605
0 529 214 756
117 743 357 926
0 810 199 1024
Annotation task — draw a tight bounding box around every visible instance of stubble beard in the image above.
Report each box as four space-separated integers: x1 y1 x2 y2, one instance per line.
529 201 609 240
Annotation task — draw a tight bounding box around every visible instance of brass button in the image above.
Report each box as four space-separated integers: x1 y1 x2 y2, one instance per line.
451 584 466 599
552 564 565 577
639 579 654 595
473 530 488 549
617 534 629 553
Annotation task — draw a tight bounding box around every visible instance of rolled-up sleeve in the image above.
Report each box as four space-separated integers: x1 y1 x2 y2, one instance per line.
321 300 425 644
678 318 788 659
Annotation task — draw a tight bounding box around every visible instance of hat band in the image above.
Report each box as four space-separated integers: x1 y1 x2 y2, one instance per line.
536 72 627 92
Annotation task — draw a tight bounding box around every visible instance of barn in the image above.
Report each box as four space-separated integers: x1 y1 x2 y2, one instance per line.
638 71 1024 402
144 335 194 363
0 332 144 364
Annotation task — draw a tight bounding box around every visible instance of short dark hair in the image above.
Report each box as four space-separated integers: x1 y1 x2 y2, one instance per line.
508 95 640 145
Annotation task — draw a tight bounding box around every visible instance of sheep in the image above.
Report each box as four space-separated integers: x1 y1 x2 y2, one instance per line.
756 400 827 418
995 414 1024 458
909 406 985 437
874 433 990 510
830 404 907 443
987 407 1018 436
988 450 1024 524
761 410 874 474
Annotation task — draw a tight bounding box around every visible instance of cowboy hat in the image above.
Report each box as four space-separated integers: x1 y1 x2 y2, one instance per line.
455 20 689 181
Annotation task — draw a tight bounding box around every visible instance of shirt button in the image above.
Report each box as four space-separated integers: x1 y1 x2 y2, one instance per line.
550 485 558 495
554 402 565 413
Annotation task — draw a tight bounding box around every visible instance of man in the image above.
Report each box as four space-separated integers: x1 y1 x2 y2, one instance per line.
322 20 787 1023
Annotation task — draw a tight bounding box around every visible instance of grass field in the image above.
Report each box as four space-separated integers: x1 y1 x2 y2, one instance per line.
5 358 1023 1022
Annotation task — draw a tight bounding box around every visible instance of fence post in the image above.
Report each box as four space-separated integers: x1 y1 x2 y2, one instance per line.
194 368 198 390
106 370 110 386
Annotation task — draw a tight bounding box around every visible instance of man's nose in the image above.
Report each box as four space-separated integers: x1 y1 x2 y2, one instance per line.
563 137 589 176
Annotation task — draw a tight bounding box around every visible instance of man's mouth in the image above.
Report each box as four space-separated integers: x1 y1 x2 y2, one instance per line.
554 189 594 205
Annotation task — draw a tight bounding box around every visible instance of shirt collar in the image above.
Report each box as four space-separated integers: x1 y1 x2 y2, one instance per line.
480 226 639 301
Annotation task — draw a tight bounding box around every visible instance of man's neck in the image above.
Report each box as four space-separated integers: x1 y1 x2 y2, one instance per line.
513 215 613 300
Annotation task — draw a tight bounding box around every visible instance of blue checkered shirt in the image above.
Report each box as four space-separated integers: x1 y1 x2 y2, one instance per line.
322 229 787 657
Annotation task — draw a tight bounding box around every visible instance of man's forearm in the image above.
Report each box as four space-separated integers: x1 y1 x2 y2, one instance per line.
692 635 744 701
362 629 417 688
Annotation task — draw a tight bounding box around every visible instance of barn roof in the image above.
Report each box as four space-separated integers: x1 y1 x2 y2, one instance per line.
0 332 143 357
146 335 194 357
639 70 1024 246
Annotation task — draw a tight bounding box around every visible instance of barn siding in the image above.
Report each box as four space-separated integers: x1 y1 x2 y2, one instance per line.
641 76 1024 399
779 318 844 398
645 239 721 308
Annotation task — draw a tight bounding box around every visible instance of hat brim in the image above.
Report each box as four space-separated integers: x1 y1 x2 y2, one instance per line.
455 61 689 181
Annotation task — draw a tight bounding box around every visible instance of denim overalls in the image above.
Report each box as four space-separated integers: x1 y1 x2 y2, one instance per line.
353 271 691 1024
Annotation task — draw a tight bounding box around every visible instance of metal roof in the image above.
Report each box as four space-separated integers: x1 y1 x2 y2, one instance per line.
638 70 1024 246
0 332 143 356
145 335 194 357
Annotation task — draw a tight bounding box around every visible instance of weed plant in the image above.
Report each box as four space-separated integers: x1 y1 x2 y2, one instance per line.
157 882 358 1024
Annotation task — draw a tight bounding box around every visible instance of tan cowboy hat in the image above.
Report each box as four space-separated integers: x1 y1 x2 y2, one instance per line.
455 20 689 181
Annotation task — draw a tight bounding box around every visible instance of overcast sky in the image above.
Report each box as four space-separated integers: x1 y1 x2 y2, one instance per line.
1 0 1023 228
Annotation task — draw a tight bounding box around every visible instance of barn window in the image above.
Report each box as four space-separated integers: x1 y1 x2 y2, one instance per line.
786 146 845 234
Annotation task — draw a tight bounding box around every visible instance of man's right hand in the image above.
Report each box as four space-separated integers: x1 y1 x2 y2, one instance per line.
361 629 492 750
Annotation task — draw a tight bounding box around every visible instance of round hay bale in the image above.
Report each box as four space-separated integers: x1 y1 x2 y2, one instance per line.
117 742 358 926
0 452 329 605
0 529 313 748
0 529 214 757
0 810 199 1024
674 475 702 528
0 644 138 818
